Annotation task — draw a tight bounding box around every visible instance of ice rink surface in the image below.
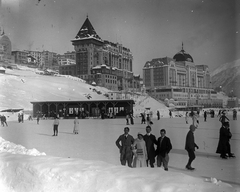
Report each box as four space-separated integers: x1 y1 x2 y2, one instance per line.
0 115 239 188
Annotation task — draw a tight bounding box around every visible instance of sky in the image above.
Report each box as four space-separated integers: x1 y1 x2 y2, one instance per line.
0 0 240 76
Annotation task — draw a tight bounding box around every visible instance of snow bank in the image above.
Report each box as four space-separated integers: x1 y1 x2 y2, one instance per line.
0 152 236 192
0 137 237 192
0 137 46 156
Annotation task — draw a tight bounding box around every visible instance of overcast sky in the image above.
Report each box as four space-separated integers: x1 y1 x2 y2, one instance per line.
0 0 239 75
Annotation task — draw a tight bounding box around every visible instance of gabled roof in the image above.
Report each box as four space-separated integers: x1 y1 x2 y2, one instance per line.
73 17 102 42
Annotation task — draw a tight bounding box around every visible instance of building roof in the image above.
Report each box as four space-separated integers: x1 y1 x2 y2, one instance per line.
173 43 194 63
72 17 103 42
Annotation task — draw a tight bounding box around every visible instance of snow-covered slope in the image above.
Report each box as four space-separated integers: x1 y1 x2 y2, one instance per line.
0 67 168 115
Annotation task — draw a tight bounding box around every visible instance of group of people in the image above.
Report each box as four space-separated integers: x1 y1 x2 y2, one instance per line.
116 126 175 171
116 107 238 170
52 116 80 136
216 111 235 159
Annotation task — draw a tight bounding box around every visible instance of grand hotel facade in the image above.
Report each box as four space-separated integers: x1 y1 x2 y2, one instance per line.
59 17 141 92
143 45 222 108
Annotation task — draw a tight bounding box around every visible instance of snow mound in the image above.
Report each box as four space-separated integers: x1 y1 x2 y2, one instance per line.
0 137 46 156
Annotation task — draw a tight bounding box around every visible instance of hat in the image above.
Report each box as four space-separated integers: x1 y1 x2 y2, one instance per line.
189 124 197 130
137 132 144 137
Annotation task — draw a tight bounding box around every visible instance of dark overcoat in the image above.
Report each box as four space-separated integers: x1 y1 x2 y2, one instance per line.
143 134 157 160
156 136 172 157
216 126 230 154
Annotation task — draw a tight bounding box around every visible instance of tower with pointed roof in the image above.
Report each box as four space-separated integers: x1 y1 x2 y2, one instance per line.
59 16 139 92
71 17 103 77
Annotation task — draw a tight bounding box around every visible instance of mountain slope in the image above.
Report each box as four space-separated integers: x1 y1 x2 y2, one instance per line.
211 59 240 97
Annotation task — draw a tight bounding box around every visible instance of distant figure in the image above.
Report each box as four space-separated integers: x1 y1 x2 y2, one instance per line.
146 114 153 126
157 110 160 120
143 126 157 168
203 111 207 122
233 109 237 120
1 115 8 127
132 132 148 168
28 115 33 121
115 127 134 167
126 114 130 125
36 115 40 124
191 111 199 126
73 117 80 134
185 112 188 124
217 110 222 117
130 113 134 125
21 113 24 123
18 113 22 123
140 112 146 124
185 124 199 170
52 117 59 136
219 112 229 125
169 110 173 118
156 129 172 171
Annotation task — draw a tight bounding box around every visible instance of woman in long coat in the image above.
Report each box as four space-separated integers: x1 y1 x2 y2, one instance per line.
132 133 148 168
216 122 229 158
73 117 80 134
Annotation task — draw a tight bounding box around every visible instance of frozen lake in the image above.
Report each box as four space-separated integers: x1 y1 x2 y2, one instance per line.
0 115 239 187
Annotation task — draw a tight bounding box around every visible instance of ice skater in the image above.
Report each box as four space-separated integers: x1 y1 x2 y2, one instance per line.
1 115 8 127
185 112 188 124
185 124 199 170
52 116 59 136
203 110 207 122
216 122 235 159
73 117 79 134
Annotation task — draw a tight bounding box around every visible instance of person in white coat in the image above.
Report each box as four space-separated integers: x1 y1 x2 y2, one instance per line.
132 132 148 168
73 117 80 134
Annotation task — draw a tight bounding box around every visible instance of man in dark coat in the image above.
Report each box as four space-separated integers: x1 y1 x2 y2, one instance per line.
203 111 207 122
143 126 157 168
116 127 134 167
156 129 172 171
185 124 199 170
216 122 235 159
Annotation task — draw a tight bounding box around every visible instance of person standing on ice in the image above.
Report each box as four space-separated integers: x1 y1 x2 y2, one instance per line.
157 110 160 120
185 124 199 170
52 116 59 136
219 112 229 126
216 122 235 159
115 127 134 167
203 110 207 122
143 126 157 168
132 132 148 168
73 116 79 134
156 129 172 171
185 112 189 124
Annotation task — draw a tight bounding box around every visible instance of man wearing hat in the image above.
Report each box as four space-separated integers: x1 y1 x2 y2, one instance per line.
116 127 134 167
185 124 199 170
143 126 158 168
156 129 172 171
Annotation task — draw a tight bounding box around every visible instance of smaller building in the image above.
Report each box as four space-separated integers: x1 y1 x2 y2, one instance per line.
31 99 135 118
0 66 6 73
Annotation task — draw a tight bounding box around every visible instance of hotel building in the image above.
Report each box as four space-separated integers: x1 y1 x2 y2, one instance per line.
143 44 222 108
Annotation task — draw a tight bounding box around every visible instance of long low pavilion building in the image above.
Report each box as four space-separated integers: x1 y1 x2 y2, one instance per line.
31 99 134 118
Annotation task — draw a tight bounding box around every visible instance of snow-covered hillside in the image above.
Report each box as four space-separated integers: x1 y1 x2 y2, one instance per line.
0 66 169 116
